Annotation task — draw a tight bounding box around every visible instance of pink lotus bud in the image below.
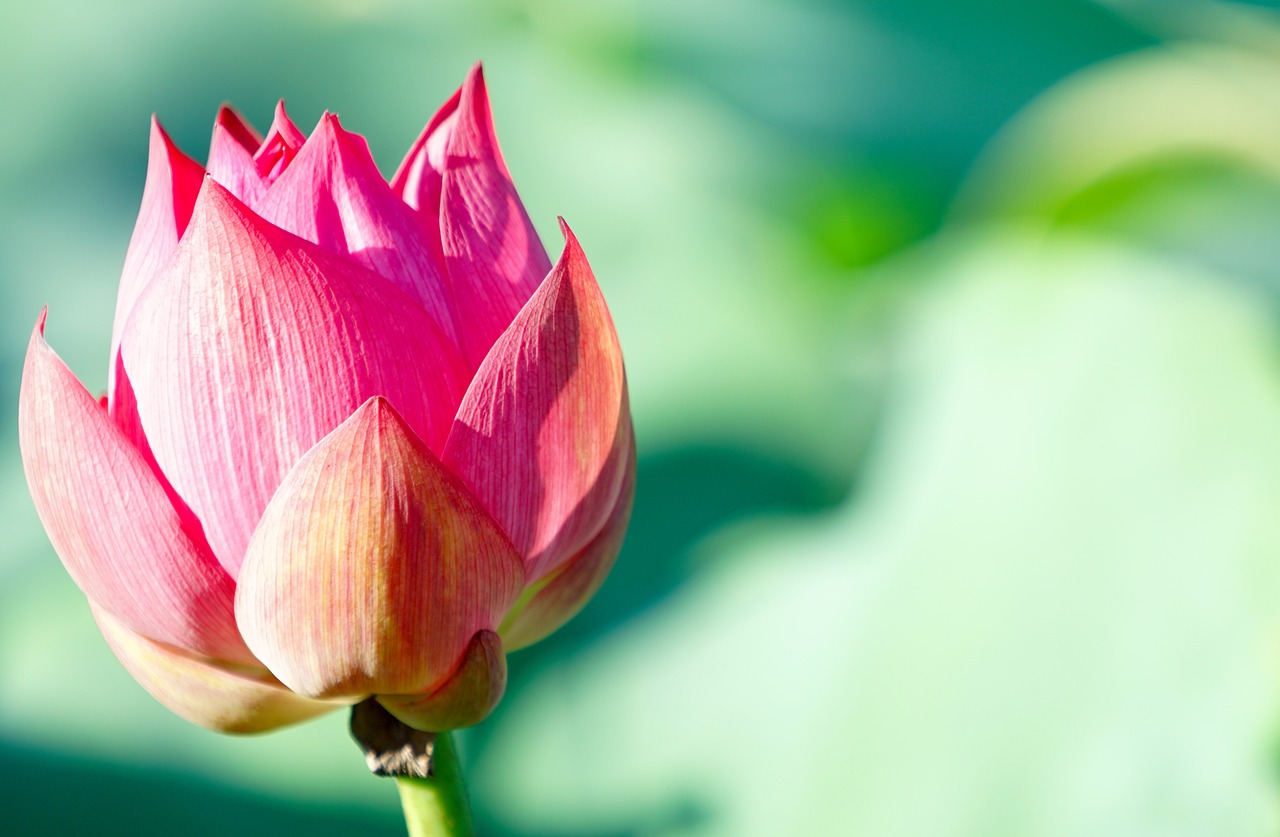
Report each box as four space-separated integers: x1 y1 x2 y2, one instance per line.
19 64 634 734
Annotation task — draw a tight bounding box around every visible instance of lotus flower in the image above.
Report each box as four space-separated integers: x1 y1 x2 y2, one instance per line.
18 65 634 734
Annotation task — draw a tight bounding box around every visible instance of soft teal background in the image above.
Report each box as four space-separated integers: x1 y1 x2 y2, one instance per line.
6 1 1280 834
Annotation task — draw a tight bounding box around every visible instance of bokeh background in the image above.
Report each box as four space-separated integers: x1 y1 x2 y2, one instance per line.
5 0 1280 834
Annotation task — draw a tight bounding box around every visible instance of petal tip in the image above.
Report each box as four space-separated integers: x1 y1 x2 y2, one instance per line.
148 116 184 161
213 104 263 149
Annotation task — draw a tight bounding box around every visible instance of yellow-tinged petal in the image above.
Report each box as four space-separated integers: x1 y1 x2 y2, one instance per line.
234 397 524 701
378 630 506 731
94 607 337 734
501 436 636 651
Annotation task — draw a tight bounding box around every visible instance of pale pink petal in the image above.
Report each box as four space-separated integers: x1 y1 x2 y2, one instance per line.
378 630 505 731
443 221 632 582
95 606 337 734
256 112 457 344
19 312 252 665
252 100 306 184
121 179 467 577
207 105 267 206
435 63 552 371
109 117 204 383
501 436 635 650
235 397 524 701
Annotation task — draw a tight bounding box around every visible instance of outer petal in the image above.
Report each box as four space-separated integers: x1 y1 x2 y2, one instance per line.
94 607 336 734
121 179 466 576
19 312 252 665
109 117 204 379
378 630 506 731
235 397 524 700
255 113 457 344
501 434 635 651
443 221 631 582
207 105 267 206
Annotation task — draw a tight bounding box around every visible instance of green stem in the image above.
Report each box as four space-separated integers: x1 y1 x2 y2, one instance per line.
393 732 474 837
349 699 476 837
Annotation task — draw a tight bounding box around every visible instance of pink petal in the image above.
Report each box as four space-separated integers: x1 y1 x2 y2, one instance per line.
235 397 524 701
429 64 553 371
501 435 635 651
216 104 263 152
378 630 506 731
252 100 306 184
443 220 632 582
390 85 460 239
19 312 252 665
207 105 268 206
95 606 336 734
110 117 204 383
255 112 457 344
120 179 467 576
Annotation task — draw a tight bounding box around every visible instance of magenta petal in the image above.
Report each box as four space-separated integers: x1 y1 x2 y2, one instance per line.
207 105 268 206
435 64 553 371
390 85 461 238
121 179 467 576
255 113 458 344
443 221 633 582
19 312 253 665
110 117 204 381
252 101 307 185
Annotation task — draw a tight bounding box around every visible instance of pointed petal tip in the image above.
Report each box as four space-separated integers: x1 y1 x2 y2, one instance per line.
193 172 247 218
461 62 492 109
349 395 405 431
213 104 263 148
34 306 47 335
148 116 184 159
551 217 594 282
556 216 579 248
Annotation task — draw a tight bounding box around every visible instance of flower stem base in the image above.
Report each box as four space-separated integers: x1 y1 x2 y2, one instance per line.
350 698 475 836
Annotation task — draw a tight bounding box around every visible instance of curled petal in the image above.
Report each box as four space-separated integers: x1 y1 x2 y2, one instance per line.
444 220 632 582
95 607 336 734
207 105 267 206
19 312 252 664
434 63 552 371
122 179 466 576
252 100 307 183
390 85 460 247
501 435 635 651
378 630 506 731
110 117 204 383
256 112 457 343
235 397 524 701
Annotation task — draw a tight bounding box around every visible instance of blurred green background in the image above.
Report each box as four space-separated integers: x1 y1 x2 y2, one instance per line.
6 0 1280 834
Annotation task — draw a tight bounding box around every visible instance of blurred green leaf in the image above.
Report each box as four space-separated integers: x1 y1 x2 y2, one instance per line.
475 230 1280 836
